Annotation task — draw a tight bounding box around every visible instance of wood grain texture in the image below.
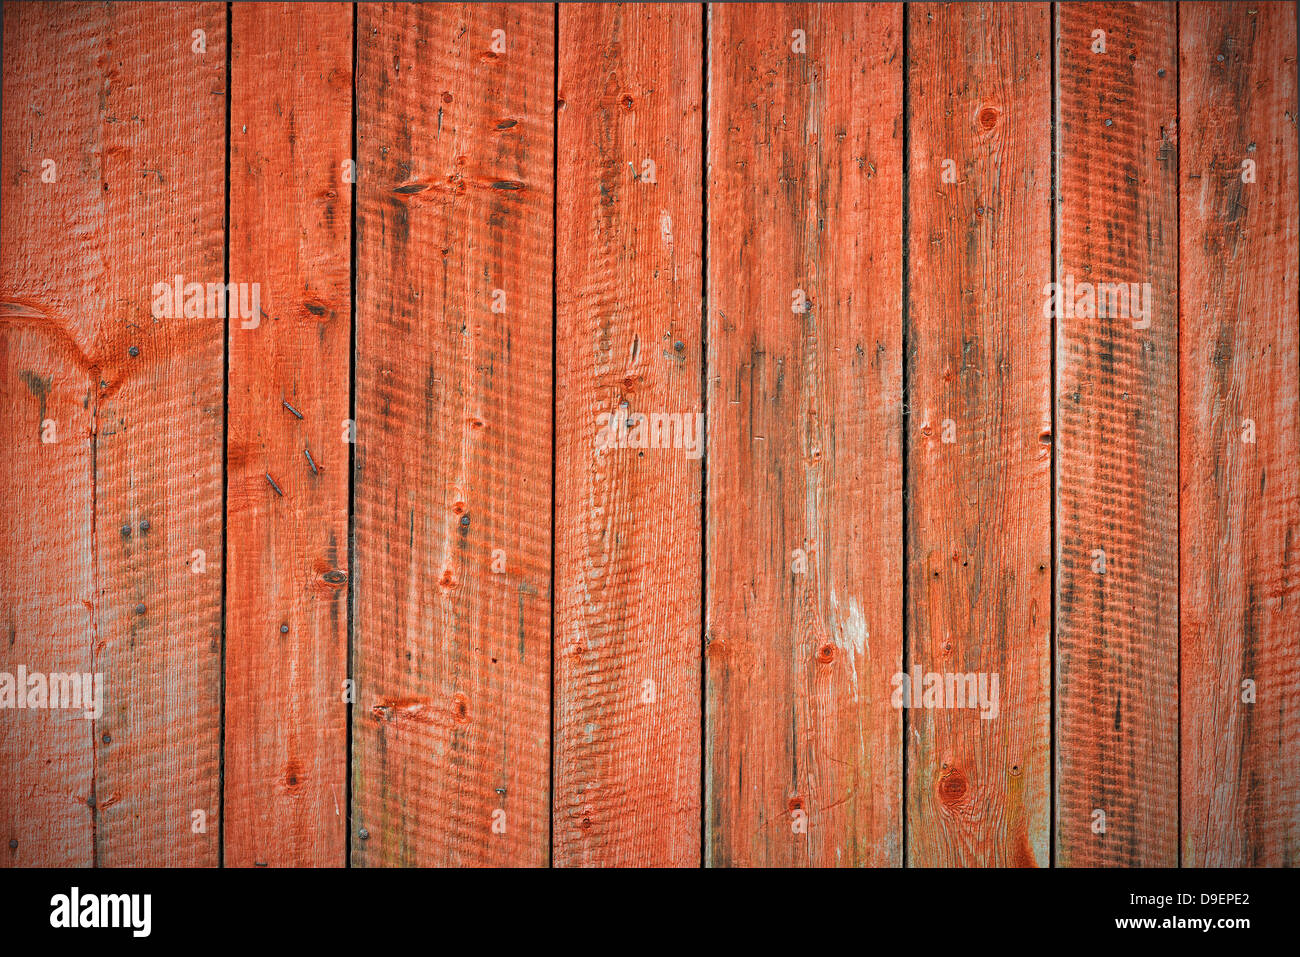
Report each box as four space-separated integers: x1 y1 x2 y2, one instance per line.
554 3 702 867
0 0 100 868
706 2 904 867
1 1 226 867
3 1 1300 871
88 0 228 868
1179 1 1299 868
1054 2 1179 867
905 2 1051 867
352 1 554 867
224 1 352 868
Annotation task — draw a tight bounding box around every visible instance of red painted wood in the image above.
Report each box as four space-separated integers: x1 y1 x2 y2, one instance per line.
706 2 904 867
87 0 228 868
352 2 554 866
906 1 1052 867
2 0 226 867
0 0 100 867
554 2 703 867
0 0 1296 871
1179 1 1299 867
1054 1 1179 866
224 0 352 868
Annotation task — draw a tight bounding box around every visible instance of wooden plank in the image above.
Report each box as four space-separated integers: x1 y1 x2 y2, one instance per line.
706 2 904 867
0 0 100 868
1053 2 1179 867
905 2 1052 867
1179 1 1299 868
87 0 228 868
223 1 352 868
1 1 226 867
352 2 553 867
553 3 702 867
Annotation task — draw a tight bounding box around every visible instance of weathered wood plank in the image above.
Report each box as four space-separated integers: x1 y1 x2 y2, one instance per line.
0 0 227 867
554 2 703 867
1179 1 1299 868
87 0 228 868
0 0 102 867
352 1 553 867
1054 1 1179 867
224 1 352 868
706 2 904 867
905 2 1052 867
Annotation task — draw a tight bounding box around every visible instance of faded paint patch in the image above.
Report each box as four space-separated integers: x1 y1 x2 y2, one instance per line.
829 590 869 699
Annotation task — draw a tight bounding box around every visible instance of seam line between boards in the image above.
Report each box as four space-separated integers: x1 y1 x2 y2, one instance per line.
900 1 911 871
699 0 711 871
217 0 232 871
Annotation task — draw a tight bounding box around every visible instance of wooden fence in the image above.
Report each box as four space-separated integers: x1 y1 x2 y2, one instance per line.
1 1 1296 867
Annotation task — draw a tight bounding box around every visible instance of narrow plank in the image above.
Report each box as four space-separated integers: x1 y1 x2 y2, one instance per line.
0 0 101 867
1054 2 1179 867
553 3 703 867
905 2 1052 867
706 2 904 867
224 1 352 868
87 0 228 868
352 2 554 867
1180 2 1299 867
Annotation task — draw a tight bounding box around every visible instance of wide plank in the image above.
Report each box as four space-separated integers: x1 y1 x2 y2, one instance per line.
554 2 703 867
1054 1 1179 867
706 2 904 867
352 1 554 867
1179 1 1299 867
905 1 1052 867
